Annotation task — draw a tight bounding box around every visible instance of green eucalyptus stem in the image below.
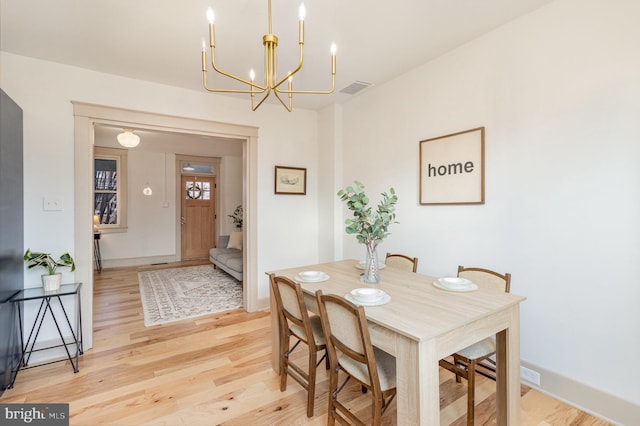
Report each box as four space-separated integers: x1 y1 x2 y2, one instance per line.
337 180 398 246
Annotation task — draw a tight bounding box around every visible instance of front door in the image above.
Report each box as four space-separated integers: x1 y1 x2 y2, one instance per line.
181 175 215 259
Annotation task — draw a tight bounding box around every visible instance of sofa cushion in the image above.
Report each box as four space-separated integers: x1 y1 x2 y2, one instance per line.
218 235 230 248
228 231 243 250
223 256 243 274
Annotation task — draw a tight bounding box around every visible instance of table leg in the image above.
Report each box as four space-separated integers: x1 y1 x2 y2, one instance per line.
269 283 281 374
496 304 521 425
395 335 438 425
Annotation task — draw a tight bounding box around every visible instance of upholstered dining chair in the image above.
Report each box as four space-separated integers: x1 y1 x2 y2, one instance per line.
268 273 328 417
384 252 419 273
315 290 397 426
438 265 512 426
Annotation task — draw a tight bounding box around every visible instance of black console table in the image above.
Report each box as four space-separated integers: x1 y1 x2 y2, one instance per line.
9 282 83 388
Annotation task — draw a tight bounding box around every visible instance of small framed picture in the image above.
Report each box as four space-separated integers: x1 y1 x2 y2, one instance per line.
419 127 485 205
275 166 307 195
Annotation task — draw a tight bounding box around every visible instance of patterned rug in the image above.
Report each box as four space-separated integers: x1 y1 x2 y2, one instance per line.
138 265 243 326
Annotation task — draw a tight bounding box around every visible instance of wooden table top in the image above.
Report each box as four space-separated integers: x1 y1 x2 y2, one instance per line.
270 259 526 345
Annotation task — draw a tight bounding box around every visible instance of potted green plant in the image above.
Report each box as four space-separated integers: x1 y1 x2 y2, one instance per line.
228 205 243 229
338 181 398 283
23 249 76 291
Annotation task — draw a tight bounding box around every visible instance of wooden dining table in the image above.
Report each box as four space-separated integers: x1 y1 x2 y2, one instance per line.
268 259 526 425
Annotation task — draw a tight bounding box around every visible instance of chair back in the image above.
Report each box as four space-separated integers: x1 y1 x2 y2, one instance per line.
315 291 381 389
457 265 511 293
385 252 418 273
269 274 314 346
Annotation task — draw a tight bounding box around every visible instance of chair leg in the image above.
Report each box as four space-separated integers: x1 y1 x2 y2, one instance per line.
454 355 463 383
467 360 476 426
371 394 383 426
279 332 290 392
327 366 339 426
306 350 317 417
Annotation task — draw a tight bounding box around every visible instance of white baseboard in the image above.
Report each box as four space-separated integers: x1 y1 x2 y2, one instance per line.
520 360 639 425
99 255 179 269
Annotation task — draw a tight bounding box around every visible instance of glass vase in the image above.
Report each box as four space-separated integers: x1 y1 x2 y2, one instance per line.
362 241 380 284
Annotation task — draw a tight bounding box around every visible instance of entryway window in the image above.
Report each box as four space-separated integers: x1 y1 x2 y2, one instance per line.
185 180 211 200
94 147 128 232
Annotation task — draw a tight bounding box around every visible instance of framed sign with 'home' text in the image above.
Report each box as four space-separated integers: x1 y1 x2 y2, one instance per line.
419 127 485 205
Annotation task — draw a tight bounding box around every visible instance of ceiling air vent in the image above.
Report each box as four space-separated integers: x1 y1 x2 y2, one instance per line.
339 81 372 95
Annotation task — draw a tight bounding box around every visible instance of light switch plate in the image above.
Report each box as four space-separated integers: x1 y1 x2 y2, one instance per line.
43 197 63 211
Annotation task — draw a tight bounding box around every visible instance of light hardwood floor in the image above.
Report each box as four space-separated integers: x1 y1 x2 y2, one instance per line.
2 261 610 425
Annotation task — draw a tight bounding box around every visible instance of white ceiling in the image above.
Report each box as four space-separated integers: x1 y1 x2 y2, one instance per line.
1 0 555 112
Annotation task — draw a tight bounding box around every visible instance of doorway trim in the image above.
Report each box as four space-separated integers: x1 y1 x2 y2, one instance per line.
72 101 259 351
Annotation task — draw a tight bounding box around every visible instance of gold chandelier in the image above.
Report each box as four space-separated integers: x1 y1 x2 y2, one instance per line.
201 0 336 112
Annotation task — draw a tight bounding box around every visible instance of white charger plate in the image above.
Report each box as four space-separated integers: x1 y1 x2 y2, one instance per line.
345 292 391 306
432 279 478 292
294 273 330 283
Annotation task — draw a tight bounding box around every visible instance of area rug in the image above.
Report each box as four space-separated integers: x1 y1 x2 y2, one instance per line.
138 265 242 326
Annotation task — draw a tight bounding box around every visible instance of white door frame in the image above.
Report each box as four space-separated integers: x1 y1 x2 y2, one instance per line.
73 102 259 351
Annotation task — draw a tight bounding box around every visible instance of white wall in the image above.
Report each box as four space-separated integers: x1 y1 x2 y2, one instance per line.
100 150 176 261
221 155 243 235
333 0 640 421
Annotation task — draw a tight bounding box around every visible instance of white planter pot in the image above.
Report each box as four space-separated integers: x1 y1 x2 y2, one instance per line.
42 273 62 291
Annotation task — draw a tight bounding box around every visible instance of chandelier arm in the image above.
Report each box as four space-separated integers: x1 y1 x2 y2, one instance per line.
275 73 336 95
274 90 293 112
203 71 267 94
274 44 304 90
251 89 275 111
202 50 266 93
211 55 266 90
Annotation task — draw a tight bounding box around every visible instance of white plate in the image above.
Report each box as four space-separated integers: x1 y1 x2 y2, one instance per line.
432 279 478 292
345 292 391 306
350 288 386 302
294 273 330 283
438 277 472 288
298 270 324 280
355 262 386 270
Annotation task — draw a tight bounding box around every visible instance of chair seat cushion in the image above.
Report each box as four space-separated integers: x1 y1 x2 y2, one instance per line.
456 336 496 360
289 315 326 347
339 347 396 391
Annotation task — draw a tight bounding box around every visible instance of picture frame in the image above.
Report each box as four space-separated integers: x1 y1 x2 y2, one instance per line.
419 127 485 205
274 166 307 195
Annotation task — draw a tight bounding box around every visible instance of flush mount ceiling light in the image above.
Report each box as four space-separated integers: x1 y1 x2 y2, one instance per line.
183 163 195 171
117 129 140 148
201 0 337 112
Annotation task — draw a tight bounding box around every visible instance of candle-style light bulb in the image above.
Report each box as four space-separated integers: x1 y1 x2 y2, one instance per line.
331 43 337 74
298 3 306 21
250 69 255 82
201 38 207 71
206 7 214 24
201 38 206 52
298 4 305 44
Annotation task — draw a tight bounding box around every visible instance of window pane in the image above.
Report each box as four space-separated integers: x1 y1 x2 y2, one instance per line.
95 159 118 190
94 193 118 224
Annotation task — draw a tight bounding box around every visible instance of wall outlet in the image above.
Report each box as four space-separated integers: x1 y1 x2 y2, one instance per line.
43 196 63 211
520 365 541 386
